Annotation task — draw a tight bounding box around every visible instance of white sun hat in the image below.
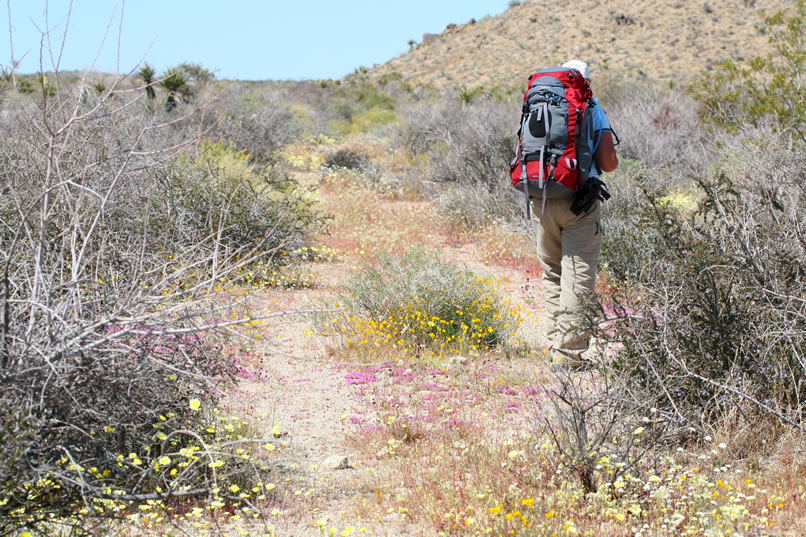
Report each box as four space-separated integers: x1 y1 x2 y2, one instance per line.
562 60 590 80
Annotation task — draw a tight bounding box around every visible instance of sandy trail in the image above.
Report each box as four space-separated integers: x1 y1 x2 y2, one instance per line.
226 167 547 535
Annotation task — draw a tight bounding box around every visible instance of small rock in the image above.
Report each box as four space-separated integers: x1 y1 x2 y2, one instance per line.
321 454 352 470
375 447 389 458
450 355 468 366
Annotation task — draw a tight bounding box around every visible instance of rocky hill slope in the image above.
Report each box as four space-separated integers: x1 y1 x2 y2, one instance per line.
370 0 787 89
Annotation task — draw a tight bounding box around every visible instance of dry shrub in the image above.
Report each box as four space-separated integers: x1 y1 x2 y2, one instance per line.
207 83 303 164
540 367 669 494
600 82 715 182
0 72 321 533
396 97 521 224
324 148 371 170
596 130 806 444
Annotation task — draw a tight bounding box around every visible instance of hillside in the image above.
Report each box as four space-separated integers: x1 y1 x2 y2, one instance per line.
370 0 788 89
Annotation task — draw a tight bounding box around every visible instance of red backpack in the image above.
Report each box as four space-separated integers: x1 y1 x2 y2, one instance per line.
509 67 596 211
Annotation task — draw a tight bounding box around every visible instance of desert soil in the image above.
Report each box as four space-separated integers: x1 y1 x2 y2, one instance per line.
224 163 550 535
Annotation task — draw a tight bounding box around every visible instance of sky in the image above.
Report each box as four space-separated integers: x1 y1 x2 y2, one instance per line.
1 1 509 80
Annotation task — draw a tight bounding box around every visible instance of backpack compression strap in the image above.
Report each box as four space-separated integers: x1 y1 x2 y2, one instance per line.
519 116 530 219
519 103 551 218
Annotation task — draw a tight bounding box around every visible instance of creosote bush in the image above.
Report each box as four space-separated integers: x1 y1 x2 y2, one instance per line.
163 139 322 266
690 0 806 145
324 81 403 137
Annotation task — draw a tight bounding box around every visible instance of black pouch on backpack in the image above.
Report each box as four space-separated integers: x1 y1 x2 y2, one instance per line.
570 177 611 215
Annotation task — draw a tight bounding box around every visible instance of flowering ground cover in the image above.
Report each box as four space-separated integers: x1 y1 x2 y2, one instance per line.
165 139 804 537
15 128 803 537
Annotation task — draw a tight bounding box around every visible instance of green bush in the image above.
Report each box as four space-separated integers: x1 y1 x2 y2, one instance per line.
176 61 216 84
331 107 399 136
319 77 425 138
690 0 806 144
321 250 523 359
457 85 484 105
162 139 322 264
356 87 395 110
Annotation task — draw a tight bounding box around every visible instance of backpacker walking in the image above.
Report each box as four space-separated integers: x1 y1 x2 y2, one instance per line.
509 60 618 368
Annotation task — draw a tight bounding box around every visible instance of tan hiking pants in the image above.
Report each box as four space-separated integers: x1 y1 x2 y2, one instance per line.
534 197 601 362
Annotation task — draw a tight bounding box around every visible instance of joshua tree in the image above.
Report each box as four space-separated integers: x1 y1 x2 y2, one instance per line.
138 62 156 100
159 67 189 111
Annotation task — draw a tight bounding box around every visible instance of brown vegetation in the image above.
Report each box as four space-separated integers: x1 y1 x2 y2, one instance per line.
370 0 787 89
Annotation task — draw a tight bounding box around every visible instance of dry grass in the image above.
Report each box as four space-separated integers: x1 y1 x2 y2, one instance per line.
338 355 806 536
271 124 806 537
318 169 452 260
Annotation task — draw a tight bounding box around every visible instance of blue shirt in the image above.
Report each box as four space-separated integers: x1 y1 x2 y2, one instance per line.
589 97 611 179
591 97 611 133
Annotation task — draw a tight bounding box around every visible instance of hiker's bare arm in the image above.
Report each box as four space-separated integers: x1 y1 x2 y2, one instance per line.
596 131 618 172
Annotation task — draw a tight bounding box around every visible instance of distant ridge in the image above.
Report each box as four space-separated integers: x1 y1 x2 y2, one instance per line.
370 0 787 89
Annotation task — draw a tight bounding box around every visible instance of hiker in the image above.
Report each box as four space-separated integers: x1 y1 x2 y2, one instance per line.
511 60 618 368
